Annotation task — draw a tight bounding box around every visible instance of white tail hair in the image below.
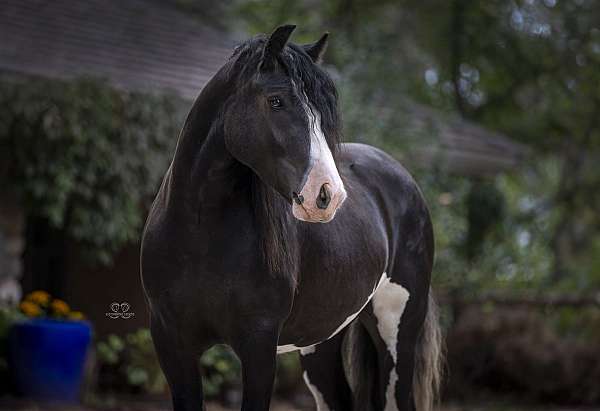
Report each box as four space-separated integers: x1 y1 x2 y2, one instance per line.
413 291 444 411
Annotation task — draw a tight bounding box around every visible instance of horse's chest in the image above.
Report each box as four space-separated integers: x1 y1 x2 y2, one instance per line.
278 269 387 353
277 210 389 352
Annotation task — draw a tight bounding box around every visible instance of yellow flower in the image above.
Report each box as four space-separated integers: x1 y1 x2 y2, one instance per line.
69 311 85 320
20 301 42 317
50 299 70 316
26 290 51 306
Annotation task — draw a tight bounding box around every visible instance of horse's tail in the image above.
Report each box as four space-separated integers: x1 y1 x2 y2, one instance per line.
342 320 379 411
342 291 443 411
413 291 444 411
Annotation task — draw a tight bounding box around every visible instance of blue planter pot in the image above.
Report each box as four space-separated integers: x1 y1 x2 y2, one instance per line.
8 319 92 402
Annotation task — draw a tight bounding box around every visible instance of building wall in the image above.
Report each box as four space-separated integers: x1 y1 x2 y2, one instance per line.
63 243 149 337
0 191 24 303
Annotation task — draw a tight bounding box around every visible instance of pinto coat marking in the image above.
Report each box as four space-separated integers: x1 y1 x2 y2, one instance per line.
141 25 440 411
303 371 331 411
372 277 411 411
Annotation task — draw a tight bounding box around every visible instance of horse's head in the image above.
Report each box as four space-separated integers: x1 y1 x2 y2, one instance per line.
224 25 346 223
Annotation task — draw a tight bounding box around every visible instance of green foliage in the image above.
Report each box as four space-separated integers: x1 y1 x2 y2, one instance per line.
97 329 167 394
96 333 244 398
198 346 302 398
275 351 303 393
200 345 241 398
96 331 300 399
404 0 600 286
0 76 186 264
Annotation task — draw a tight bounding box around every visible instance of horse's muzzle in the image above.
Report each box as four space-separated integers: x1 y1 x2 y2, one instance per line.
292 165 347 223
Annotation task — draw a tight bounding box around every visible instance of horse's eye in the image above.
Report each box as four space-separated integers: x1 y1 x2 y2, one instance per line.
268 97 283 109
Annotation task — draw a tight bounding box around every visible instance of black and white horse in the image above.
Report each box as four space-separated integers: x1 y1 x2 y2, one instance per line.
141 25 442 411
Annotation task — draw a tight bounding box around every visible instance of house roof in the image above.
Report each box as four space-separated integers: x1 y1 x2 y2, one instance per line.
400 99 529 177
0 0 527 176
0 0 233 100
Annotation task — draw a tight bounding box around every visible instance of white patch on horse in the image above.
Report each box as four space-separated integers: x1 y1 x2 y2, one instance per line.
276 344 316 355
300 345 316 355
303 371 331 411
384 371 399 411
372 275 410 411
326 272 387 340
278 273 388 356
277 344 301 354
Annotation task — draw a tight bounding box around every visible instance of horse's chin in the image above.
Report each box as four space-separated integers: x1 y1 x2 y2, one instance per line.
291 189 347 223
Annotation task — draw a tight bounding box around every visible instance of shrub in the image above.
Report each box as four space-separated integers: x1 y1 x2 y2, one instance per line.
0 76 186 263
446 305 600 405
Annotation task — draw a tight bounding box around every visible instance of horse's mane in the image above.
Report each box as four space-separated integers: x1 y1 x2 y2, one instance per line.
229 36 343 281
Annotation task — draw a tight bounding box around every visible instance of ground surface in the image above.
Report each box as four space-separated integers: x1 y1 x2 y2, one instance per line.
0 397 597 411
0 398 306 411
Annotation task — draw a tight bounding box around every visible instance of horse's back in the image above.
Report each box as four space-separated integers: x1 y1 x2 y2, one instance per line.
340 141 434 263
340 142 423 205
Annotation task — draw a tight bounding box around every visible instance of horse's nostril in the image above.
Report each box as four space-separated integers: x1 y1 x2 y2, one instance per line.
292 192 304 205
316 184 331 210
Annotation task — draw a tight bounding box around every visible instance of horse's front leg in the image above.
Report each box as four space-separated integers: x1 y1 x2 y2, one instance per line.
150 317 206 411
232 320 280 411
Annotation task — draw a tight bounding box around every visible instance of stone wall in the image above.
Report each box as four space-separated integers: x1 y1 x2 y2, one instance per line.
0 192 24 303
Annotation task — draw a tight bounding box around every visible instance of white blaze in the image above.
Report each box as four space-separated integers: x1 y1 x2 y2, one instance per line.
306 106 344 197
292 99 346 223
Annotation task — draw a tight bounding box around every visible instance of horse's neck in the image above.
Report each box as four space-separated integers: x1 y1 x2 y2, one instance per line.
164 77 245 217
171 71 229 184
161 71 299 277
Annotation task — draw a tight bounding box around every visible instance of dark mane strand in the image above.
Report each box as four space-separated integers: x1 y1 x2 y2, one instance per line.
251 173 300 284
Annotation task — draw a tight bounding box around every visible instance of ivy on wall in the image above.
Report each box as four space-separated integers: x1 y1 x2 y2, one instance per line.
0 76 188 263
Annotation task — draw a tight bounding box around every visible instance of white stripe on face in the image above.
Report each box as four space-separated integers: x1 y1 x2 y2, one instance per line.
292 100 347 223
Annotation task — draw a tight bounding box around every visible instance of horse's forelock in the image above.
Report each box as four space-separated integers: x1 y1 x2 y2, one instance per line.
230 38 342 156
282 45 342 155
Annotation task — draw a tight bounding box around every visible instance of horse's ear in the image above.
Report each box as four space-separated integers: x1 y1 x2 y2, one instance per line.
303 32 329 64
261 24 296 71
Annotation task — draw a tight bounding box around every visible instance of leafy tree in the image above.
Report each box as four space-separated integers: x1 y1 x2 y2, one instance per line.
0 76 186 264
409 0 600 286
